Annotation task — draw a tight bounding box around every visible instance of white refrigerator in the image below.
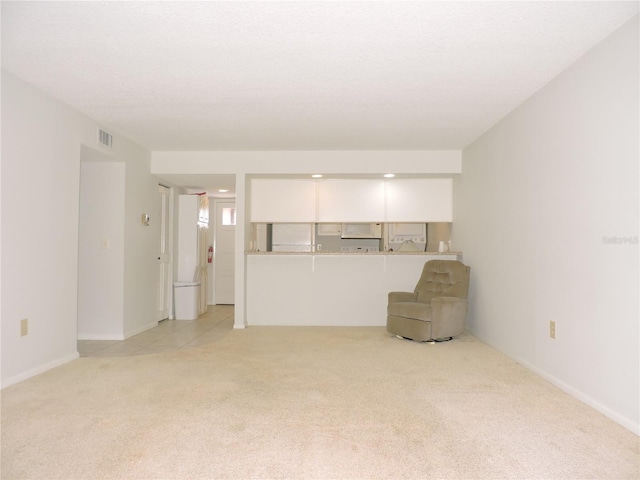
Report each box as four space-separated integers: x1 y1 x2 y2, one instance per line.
271 224 314 252
176 194 209 318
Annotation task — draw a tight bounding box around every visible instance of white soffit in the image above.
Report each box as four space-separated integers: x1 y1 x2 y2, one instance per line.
1 1 638 151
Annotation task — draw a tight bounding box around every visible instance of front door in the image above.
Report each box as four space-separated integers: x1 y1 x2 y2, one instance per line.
214 201 235 304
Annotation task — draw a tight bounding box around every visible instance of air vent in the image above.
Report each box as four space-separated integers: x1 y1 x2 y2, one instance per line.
97 128 113 148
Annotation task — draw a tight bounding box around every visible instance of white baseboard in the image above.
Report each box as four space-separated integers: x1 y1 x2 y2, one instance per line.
77 333 125 340
78 320 159 341
1 352 80 389
516 356 639 435
470 330 639 435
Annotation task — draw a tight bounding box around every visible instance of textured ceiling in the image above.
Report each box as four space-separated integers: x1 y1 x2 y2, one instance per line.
2 1 638 151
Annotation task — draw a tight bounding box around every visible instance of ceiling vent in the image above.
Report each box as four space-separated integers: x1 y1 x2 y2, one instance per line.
97 128 113 148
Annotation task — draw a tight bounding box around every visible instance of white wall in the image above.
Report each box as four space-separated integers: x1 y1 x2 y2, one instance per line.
78 141 157 341
78 161 125 339
453 16 639 433
151 150 461 175
122 140 159 338
2 71 84 386
1 71 158 386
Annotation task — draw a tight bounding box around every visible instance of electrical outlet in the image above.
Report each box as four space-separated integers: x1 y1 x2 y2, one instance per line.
550 321 556 339
20 318 28 337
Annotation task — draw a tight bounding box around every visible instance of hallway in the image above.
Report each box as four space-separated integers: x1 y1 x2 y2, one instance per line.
77 305 234 357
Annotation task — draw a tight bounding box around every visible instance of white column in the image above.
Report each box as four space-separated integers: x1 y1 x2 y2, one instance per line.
233 173 247 328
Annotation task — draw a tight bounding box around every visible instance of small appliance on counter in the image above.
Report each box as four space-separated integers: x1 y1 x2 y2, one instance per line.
388 223 426 243
388 223 427 252
340 223 382 239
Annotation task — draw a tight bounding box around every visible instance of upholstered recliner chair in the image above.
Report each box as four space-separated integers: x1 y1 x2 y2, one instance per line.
387 260 470 342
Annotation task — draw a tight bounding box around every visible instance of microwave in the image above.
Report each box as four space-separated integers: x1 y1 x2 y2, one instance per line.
341 223 382 239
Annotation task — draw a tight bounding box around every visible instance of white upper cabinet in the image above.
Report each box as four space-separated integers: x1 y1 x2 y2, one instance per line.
385 178 453 222
250 179 317 222
250 177 453 223
318 179 385 222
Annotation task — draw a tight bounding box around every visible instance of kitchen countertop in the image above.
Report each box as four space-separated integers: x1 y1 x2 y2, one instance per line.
246 251 461 255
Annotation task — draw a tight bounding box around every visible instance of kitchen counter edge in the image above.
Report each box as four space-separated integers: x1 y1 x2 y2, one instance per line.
245 251 461 256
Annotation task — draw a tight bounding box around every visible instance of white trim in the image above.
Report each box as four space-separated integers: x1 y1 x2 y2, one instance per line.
168 187 175 318
470 330 640 435
517 357 639 435
1 352 80 389
78 320 160 340
78 333 125 341
234 173 247 328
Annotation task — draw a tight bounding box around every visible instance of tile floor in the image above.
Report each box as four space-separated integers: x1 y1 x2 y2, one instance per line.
77 305 234 357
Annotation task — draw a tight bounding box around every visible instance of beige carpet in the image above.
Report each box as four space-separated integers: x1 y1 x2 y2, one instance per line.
1 327 638 479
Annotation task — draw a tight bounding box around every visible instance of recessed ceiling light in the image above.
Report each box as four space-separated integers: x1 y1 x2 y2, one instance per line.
384 173 395 178
218 189 229 193
312 174 323 178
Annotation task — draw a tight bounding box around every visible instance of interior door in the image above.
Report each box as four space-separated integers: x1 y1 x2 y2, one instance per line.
214 201 235 304
156 185 171 320
197 222 208 314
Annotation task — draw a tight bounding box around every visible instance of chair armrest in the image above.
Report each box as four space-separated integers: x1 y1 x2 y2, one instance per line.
430 297 468 339
388 291 418 303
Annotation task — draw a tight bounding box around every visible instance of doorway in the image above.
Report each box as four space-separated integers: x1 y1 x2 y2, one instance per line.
213 200 236 304
156 185 172 320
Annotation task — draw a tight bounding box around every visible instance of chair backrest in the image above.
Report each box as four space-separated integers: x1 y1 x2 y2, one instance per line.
414 260 470 303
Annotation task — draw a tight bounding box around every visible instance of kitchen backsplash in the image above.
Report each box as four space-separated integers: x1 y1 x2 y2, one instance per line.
251 223 451 253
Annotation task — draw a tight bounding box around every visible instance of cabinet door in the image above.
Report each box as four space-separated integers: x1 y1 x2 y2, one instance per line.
316 223 341 236
385 178 453 222
250 179 317 222
318 179 385 222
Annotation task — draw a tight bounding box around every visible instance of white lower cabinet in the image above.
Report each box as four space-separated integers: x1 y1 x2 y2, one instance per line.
246 254 459 326
246 255 316 325
310 255 387 325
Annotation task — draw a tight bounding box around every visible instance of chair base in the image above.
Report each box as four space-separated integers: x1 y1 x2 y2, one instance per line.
395 334 453 343
387 314 463 342
434 336 453 342
387 315 431 342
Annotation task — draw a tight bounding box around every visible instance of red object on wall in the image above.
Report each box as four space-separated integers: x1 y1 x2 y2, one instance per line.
208 246 213 263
